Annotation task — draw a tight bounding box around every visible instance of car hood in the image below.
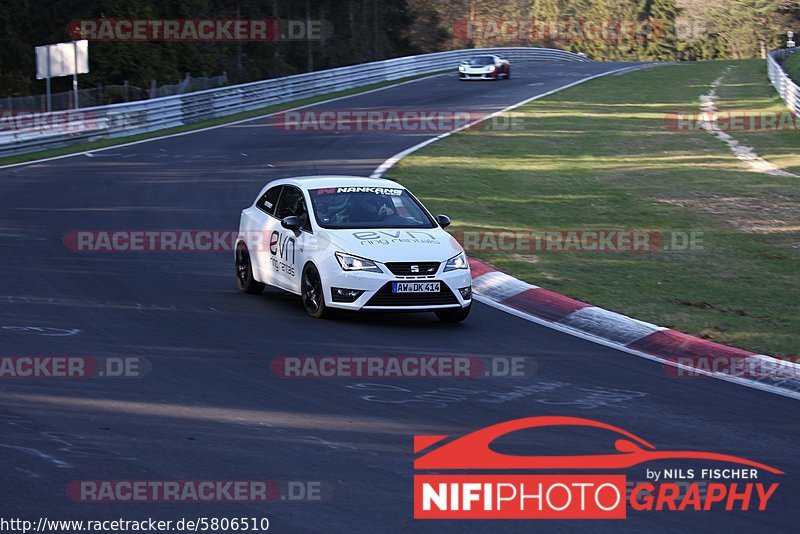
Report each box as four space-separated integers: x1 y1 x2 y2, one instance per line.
321 227 464 264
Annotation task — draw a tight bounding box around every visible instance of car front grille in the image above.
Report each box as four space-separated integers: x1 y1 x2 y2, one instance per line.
385 262 440 276
365 281 459 307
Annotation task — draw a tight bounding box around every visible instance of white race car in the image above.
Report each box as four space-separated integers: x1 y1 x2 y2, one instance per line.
236 176 472 321
458 55 510 80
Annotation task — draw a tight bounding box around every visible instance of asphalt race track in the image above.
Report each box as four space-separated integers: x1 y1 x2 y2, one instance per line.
1 61 798 532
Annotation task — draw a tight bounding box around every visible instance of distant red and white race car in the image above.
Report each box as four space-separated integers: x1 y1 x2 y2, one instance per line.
458 55 510 80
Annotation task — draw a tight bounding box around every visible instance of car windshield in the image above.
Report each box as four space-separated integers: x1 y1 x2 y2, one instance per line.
308 187 435 229
467 56 494 66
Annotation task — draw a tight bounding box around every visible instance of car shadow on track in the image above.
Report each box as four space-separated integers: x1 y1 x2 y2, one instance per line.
259 286 470 330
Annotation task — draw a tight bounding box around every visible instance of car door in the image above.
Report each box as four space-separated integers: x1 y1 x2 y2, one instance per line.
245 185 283 285
270 185 313 292
493 56 505 75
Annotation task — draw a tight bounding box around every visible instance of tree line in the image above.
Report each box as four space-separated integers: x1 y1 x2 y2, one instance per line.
1 0 798 98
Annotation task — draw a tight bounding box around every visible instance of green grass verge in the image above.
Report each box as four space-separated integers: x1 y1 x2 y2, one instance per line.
782 50 800 85
388 60 800 358
0 72 444 167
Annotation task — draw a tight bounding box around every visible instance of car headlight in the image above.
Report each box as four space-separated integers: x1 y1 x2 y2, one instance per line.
458 65 466 72
335 251 383 273
488 65 496 72
444 252 468 272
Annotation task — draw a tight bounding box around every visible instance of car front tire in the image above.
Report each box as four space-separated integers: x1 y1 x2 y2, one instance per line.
301 263 332 319
236 242 265 294
435 304 471 323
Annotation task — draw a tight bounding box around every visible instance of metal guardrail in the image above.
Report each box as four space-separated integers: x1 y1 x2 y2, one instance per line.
0 73 230 113
0 47 589 158
767 48 800 116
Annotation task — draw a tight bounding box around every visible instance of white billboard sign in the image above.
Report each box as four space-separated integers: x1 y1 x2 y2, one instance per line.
36 40 89 80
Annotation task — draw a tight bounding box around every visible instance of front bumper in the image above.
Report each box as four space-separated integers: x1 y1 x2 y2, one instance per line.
319 257 472 311
458 69 499 80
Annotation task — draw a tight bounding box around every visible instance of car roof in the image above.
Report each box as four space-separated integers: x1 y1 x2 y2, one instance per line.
265 175 407 191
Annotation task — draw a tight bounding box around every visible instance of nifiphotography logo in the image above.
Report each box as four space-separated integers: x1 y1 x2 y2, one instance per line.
413 416 782 519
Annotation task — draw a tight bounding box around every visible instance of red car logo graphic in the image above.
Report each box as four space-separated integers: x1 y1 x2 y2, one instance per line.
414 416 783 473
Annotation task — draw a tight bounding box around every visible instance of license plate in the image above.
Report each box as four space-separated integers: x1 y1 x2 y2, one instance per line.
392 282 440 293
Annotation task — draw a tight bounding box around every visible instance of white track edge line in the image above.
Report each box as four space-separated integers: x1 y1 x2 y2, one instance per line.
361 60 800 402
370 63 652 178
474 295 800 401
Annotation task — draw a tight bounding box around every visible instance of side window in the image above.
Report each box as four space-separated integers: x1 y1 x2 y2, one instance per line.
257 186 282 215
274 186 311 231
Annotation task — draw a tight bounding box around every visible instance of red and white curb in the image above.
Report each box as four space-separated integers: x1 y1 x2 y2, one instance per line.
469 258 800 400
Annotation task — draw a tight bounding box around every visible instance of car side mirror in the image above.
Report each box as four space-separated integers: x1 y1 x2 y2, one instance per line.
436 214 451 228
281 215 301 231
